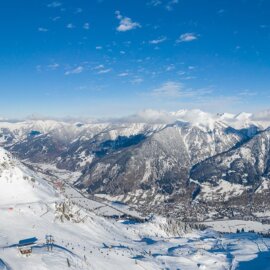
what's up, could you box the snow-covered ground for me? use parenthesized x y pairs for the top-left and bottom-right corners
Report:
(1, 201), (270, 270)
(1, 147), (270, 270)
(201, 220), (270, 234)
(22, 161), (147, 220)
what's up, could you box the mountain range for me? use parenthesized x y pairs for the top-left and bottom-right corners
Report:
(0, 109), (269, 222)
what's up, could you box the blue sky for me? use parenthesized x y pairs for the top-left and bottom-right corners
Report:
(0, 0), (270, 118)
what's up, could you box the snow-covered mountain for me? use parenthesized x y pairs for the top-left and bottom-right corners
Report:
(75, 121), (246, 210)
(0, 120), (110, 146)
(0, 109), (269, 221)
(1, 147), (270, 270)
(190, 129), (270, 220)
(1, 109), (269, 145)
(218, 110), (270, 131)
(191, 129), (270, 186)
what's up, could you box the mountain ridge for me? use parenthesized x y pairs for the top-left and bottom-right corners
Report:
(0, 109), (269, 221)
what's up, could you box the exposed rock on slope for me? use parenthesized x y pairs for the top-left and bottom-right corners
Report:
(191, 129), (270, 186)
(75, 121), (247, 214)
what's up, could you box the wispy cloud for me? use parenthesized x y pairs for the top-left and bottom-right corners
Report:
(66, 23), (75, 29)
(131, 78), (144, 84)
(47, 1), (62, 8)
(97, 68), (112, 74)
(147, 0), (179, 11)
(83, 23), (90, 30)
(121, 109), (174, 124)
(38, 27), (48, 32)
(238, 90), (257, 97)
(51, 16), (61, 21)
(65, 66), (84, 75)
(47, 63), (60, 70)
(36, 63), (60, 72)
(36, 65), (42, 72)
(217, 9), (225, 15)
(118, 72), (129, 77)
(166, 0), (179, 11)
(166, 64), (175, 71)
(150, 81), (212, 98)
(176, 33), (198, 43)
(151, 81), (183, 97)
(92, 64), (104, 70)
(149, 36), (167, 44)
(75, 8), (83, 14)
(96, 46), (103, 50)
(147, 0), (162, 6)
(115, 11), (141, 32)
(252, 109), (270, 122)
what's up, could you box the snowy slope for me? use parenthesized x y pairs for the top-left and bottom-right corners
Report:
(0, 149), (269, 270)
(0, 147), (56, 205)
(2, 196), (270, 270)
(74, 120), (246, 219)
(189, 130), (270, 220)
(191, 129), (270, 186)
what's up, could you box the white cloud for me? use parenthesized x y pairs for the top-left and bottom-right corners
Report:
(92, 64), (104, 70)
(131, 78), (144, 84)
(166, 64), (175, 71)
(148, 0), (179, 11)
(75, 8), (83, 13)
(96, 46), (103, 50)
(151, 81), (183, 97)
(252, 109), (270, 122)
(118, 72), (129, 77)
(65, 66), (84, 75)
(238, 90), (257, 97)
(166, 0), (179, 11)
(177, 33), (198, 43)
(217, 9), (225, 15)
(220, 109), (270, 129)
(51, 16), (61, 21)
(38, 27), (48, 32)
(124, 109), (175, 124)
(150, 81), (212, 99)
(118, 109), (216, 125)
(177, 71), (186, 76)
(148, 0), (162, 6)
(83, 23), (90, 30)
(47, 1), (62, 8)
(115, 11), (141, 32)
(47, 63), (60, 70)
(97, 68), (112, 74)
(36, 65), (42, 72)
(66, 23), (75, 29)
(149, 36), (167, 44)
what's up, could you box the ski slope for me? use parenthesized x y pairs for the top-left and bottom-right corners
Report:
(0, 148), (56, 206)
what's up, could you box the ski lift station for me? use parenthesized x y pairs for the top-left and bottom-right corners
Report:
(18, 237), (38, 256)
